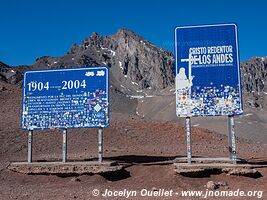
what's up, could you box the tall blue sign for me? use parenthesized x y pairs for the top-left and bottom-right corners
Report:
(22, 67), (109, 130)
(175, 23), (243, 117)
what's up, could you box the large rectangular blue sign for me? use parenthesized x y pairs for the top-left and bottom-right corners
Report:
(175, 23), (243, 117)
(22, 67), (109, 130)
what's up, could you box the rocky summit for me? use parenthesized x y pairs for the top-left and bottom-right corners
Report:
(23, 29), (174, 94)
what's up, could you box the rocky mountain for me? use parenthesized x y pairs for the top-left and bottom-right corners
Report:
(17, 29), (174, 95)
(0, 29), (176, 114)
(0, 61), (21, 84)
(240, 57), (267, 108)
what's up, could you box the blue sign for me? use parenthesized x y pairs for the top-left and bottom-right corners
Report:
(175, 23), (243, 117)
(22, 67), (109, 130)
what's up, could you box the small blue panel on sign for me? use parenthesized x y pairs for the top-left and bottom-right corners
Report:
(22, 67), (109, 130)
(175, 23), (243, 117)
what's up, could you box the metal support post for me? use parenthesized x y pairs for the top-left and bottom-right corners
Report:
(186, 117), (192, 164)
(98, 128), (103, 162)
(28, 130), (33, 163)
(62, 129), (67, 162)
(227, 117), (232, 158)
(228, 116), (237, 164)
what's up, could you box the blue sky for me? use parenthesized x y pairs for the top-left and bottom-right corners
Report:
(1, 0), (266, 66)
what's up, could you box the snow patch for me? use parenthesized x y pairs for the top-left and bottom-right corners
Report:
(127, 95), (144, 99)
(100, 46), (116, 56)
(110, 50), (116, 56)
(244, 113), (253, 117)
(131, 81), (138, 85)
(193, 124), (200, 127)
(119, 61), (123, 69)
(140, 40), (145, 45)
(10, 70), (15, 73)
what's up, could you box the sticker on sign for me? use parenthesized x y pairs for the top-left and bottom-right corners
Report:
(175, 23), (243, 117)
(21, 67), (109, 130)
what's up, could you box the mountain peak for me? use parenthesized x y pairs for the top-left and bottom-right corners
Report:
(91, 32), (99, 36)
(115, 28), (144, 41)
(116, 28), (138, 35)
(3, 29), (175, 93)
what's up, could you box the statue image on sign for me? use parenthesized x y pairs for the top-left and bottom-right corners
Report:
(175, 66), (194, 116)
(176, 67), (193, 89)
